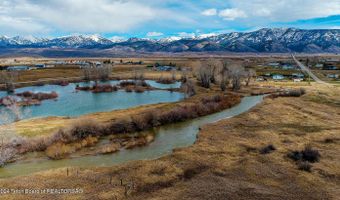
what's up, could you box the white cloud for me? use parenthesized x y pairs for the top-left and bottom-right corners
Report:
(0, 16), (49, 35)
(0, 0), (157, 35)
(228, 0), (340, 21)
(218, 8), (247, 20)
(146, 32), (164, 37)
(201, 8), (217, 16)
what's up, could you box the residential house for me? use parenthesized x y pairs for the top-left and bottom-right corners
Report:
(156, 66), (175, 71)
(323, 65), (338, 70)
(35, 64), (46, 68)
(272, 74), (285, 80)
(327, 74), (339, 79)
(268, 62), (280, 68)
(292, 73), (305, 79)
(282, 64), (295, 70)
(315, 63), (323, 68)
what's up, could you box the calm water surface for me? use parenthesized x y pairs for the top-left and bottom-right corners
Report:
(0, 80), (183, 124)
(0, 95), (264, 178)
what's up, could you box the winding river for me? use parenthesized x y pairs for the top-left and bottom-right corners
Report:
(0, 95), (264, 178)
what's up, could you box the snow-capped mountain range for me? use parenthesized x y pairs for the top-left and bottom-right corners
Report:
(0, 28), (339, 53)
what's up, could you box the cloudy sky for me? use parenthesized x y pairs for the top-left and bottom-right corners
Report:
(0, 0), (339, 38)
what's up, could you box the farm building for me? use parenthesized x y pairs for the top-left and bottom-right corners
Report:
(327, 74), (339, 79)
(156, 66), (175, 71)
(7, 66), (31, 71)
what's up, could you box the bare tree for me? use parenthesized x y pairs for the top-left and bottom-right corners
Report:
(245, 69), (256, 86)
(219, 60), (230, 91)
(0, 119), (23, 167)
(83, 63), (113, 85)
(0, 71), (18, 93)
(0, 98), (27, 167)
(134, 70), (145, 81)
(98, 64), (113, 81)
(1, 96), (23, 122)
(197, 61), (214, 88)
(229, 63), (246, 91)
(181, 80), (196, 97)
(82, 67), (92, 81)
(206, 58), (219, 84)
(0, 146), (17, 167)
(180, 70), (188, 83)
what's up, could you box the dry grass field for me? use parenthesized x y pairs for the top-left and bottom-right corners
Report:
(0, 56), (339, 199)
(0, 83), (339, 200)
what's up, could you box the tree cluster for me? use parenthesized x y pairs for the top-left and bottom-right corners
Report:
(197, 59), (256, 91)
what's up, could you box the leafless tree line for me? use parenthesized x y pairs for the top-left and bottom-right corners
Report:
(197, 59), (256, 91)
(82, 64), (113, 83)
(0, 98), (27, 167)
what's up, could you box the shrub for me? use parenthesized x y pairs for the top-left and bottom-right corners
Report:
(92, 84), (117, 93)
(287, 146), (320, 163)
(202, 95), (223, 104)
(132, 115), (150, 131)
(260, 144), (276, 154)
(299, 88), (306, 95)
(125, 87), (133, 92)
(46, 136), (98, 160)
(270, 88), (306, 98)
(297, 161), (312, 172)
(16, 91), (58, 100)
(109, 118), (135, 134)
(157, 77), (176, 84)
(75, 85), (91, 91)
(324, 138), (339, 143)
(287, 151), (303, 161)
(287, 90), (303, 97)
(119, 81), (136, 87)
(301, 146), (320, 163)
(45, 142), (75, 160)
(136, 80), (149, 87)
(54, 80), (69, 86)
(53, 120), (102, 143)
(120, 80), (149, 88)
(134, 86), (145, 93)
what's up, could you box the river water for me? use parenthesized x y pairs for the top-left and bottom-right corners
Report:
(0, 95), (264, 178)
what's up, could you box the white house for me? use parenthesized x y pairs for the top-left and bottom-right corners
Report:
(272, 74), (285, 80)
(327, 74), (339, 79)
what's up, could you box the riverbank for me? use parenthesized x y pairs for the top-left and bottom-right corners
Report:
(0, 87), (241, 166)
(0, 84), (338, 199)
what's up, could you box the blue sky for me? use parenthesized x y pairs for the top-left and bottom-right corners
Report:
(0, 0), (339, 39)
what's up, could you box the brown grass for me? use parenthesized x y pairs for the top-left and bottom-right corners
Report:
(1, 84), (339, 199)
(45, 136), (98, 160)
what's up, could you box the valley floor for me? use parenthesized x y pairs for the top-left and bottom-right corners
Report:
(0, 84), (339, 199)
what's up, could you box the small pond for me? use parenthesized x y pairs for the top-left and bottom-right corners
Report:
(0, 80), (183, 124)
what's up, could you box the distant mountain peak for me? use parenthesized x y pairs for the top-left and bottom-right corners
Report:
(0, 28), (339, 53)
